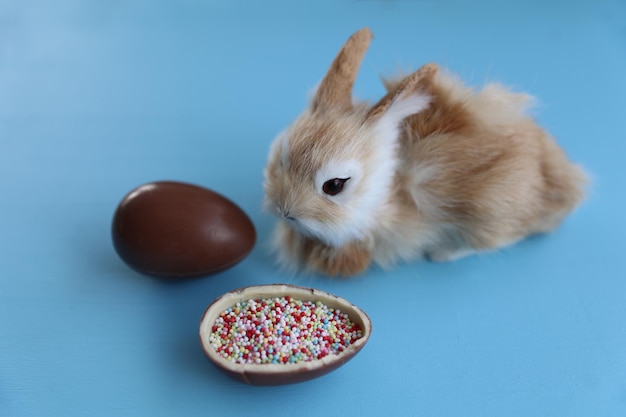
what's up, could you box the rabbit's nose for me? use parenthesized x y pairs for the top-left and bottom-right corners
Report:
(281, 207), (296, 221)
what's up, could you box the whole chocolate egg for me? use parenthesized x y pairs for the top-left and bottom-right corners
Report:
(112, 181), (256, 278)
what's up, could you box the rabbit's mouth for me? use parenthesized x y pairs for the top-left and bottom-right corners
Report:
(282, 216), (321, 241)
(283, 216), (307, 233)
(290, 218), (352, 248)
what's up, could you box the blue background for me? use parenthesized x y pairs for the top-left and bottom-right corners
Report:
(2, 1), (625, 415)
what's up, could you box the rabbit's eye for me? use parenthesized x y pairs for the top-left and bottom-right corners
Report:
(322, 178), (350, 196)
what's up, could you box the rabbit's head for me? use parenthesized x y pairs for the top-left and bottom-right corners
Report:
(264, 28), (436, 247)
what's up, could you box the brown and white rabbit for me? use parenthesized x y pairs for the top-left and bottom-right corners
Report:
(263, 28), (586, 277)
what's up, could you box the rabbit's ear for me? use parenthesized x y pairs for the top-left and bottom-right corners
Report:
(365, 64), (438, 132)
(311, 28), (373, 113)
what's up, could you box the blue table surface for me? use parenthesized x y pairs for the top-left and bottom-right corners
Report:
(2, 1), (625, 416)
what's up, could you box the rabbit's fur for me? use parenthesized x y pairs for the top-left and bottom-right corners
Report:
(263, 28), (586, 276)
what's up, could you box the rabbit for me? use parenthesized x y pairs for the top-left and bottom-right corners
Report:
(263, 28), (587, 277)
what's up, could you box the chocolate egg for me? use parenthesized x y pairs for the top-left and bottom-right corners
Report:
(112, 181), (256, 278)
(199, 284), (372, 385)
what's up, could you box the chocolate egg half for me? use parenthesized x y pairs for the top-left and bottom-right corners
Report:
(199, 284), (372, 385)
(112, 181), (256, 278)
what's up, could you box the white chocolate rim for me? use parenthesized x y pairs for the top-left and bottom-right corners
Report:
(199, 284), (372, 376)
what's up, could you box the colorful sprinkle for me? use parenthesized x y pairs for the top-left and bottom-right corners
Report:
(209, 297), (363, 364)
